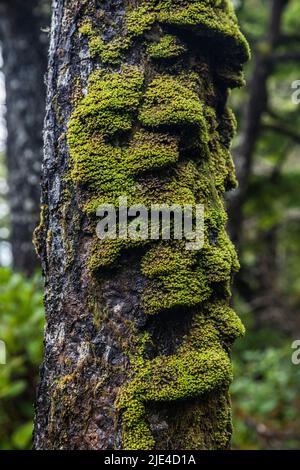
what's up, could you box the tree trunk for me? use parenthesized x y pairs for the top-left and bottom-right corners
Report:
(227, 0), (288, 249)
(0, 0), (49, 276)
(34, 0), (248, 450)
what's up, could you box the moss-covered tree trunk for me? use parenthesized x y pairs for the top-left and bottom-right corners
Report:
(0, 0), (49, 276)
(34, 0), (249, 450)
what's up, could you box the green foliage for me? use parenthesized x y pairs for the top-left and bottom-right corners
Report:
(232, 338), (300, 449)
(0, 153), (10, 265)
(0, 268), (44, 449)
(226, 0), (300, 450)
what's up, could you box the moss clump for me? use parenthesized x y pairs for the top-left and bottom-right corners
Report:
(80, 1), (249, 67)
(204, 106), (238, 193)
(200, 230), (240, 284)
(126, 5), (156, 36)
(116, 297), (245, 450)
(78, 20), (93, 37)
(128, 130), (179, 173)
(125, 0), (249, 60)
(116, 311), (233, 450)
(147, 35), (186, 59)
(139, 73), (208, 135)
(69, 66), (143, 138)
(208, 301), (245, 343)
(139, 221), (239, 316)
(140, 242), (210, 314)
(68, 68), (196, 209)
(67, 66), (143, 199)
(79, 20), (130, 63)
(155, 0), (249, 60)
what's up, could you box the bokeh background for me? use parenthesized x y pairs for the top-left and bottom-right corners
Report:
(0, 0), (300, 450)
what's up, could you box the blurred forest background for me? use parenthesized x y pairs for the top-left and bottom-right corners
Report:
(0, 0), (300, 450)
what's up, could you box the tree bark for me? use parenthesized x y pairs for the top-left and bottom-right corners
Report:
(0, 0), (49, 276)
(34, 0), (248, 450)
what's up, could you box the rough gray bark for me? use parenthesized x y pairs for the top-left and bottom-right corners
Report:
(34, 0), (248, 450)
(0, 0), (49, 275)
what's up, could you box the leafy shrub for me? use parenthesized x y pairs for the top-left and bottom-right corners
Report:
(0, 268), (44, 449)
(232, 339), (300, 449)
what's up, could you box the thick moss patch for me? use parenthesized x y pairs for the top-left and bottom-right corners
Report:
(80, 0), (249, 66)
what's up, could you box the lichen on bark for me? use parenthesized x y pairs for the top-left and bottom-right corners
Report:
(35, 0), (249, 450)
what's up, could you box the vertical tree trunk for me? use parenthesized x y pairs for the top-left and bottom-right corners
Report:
(34, 0), (248, 450)
(0, 0), (49, 276)
(227, 0), (288, 249)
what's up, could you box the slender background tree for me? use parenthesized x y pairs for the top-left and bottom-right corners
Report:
(229, 0), (300, 333)
(0, 0), (49, 276)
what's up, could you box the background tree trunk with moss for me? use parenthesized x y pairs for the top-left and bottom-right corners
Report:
(0, 0), (49, 276)
(34, 0), (248, 450)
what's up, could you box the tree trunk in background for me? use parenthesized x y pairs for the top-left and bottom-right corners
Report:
(34, 0), (248, 450)
(228, 0), (288, 249)
(0, 0), (49, 276)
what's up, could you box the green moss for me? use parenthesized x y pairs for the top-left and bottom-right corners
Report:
(117, 318), (233, 450)
(67, 65), (211, 273)
(68, 68), (197, 211)
(200, 230), (239, 284)
(125, 0), (249, 61)
(127, 349), (232, 404)
(128, 130), (179, 173)
(78, 20), (93, 37)
(79, 20), (129, 63)
(147, 35), (186, 59)
(80, 1), (249, 67)
(126, 5), (156, 36)
(67, 66), (143, 199)
(89, 237), (151, 272)
(88, 36), (105, 59)
(156, 0), (250, 60)
(204, 106), (238, 192)
(139, 73), (208, 135)
(140, 243), (209, 314)
(116, 297), (245, 450)
(208, 301), (245, 342)
(67, 60), (244, 444)
(121, 400), (155, 450)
